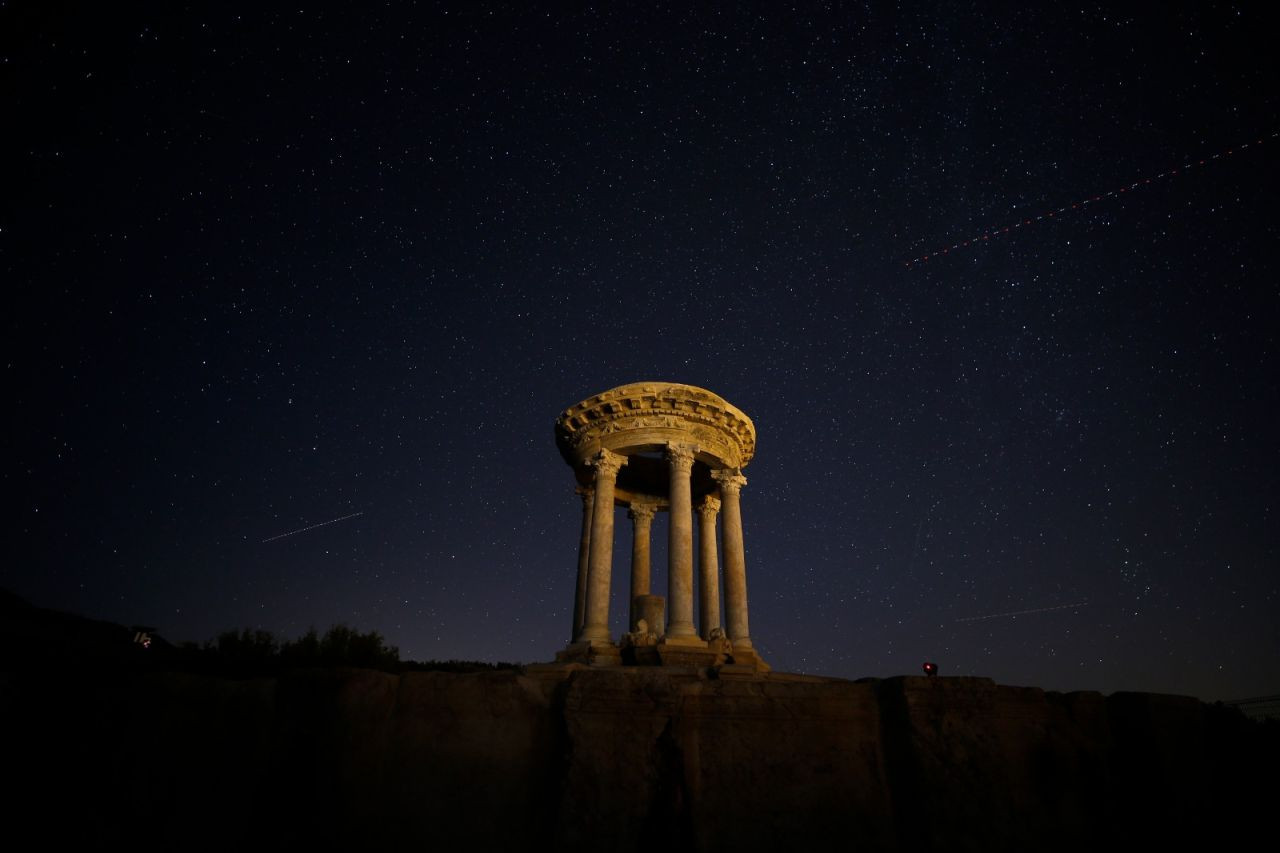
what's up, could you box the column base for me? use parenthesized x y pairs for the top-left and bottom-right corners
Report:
(663, 624), (698, 640)
(557, 636), (768, 670)
(555, 639), (622, 667)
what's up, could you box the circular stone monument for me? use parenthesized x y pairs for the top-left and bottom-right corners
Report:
(554, 382), (767, 670)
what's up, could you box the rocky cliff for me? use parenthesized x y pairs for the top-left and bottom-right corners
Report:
(3, 663), (1273, 850)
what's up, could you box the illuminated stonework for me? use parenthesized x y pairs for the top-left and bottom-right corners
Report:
(555, 382), (767, 670)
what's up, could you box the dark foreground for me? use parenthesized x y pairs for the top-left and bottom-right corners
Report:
(3, 660), (1275, 851)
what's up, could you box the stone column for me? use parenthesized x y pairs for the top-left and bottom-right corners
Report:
(579, 449), (627, 644)
(627, 501), (658, 631)
(697, 495), (721, 639)
(571, 487), (594, 640)
(713, 469), (752, 649)
(665, 443), (698, 639)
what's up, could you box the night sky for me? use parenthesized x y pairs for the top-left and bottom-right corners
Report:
(5, 2), (1276, 701)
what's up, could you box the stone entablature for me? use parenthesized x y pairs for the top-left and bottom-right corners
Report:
(554, 382), (767, 671)
(555, 382), (756, 472)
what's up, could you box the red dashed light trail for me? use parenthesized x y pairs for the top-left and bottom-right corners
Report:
(904, 132), (1276, 269)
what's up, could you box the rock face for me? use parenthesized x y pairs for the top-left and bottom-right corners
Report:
(3, 665), (1273, 850)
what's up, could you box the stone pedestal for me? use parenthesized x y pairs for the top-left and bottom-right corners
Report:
(653, 641), (726, 668)
(633, 593), (666, 635)
(556, 640), (623, 667)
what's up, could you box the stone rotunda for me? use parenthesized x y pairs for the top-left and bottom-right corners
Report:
(554, 382), (768, 670)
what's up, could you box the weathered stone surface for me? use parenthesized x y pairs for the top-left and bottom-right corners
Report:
(675, 674), (894, 851)
(4, 666), (1275, 850)
(555, 382), (766, 668)
(555, 382), (756, 473)
(877, 676), (1116, 849)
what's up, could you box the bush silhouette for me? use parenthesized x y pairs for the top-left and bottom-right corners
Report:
(168, 624), (521, 677)
(212, 628), (279, 674)
(281, 624), (400, 670)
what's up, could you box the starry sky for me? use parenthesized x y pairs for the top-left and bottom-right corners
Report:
(5, 2), (1277, 701)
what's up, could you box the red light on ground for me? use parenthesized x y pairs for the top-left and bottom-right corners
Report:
(923, 662), (938, 677)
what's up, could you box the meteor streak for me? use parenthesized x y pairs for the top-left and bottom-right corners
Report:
(262, 511), (364, 543)
(955, 601), (1088, 623)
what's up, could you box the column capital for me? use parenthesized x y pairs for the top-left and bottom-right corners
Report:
(665, 442), (698, 474)
(575, 485), (595, 503)
(712, 468), (747, 495)
(589, 448), (628, 478)
(628, 500), (659, 523)
(697, 495), (721, 521)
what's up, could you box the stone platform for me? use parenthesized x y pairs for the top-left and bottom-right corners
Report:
(555, 637), (770, 671)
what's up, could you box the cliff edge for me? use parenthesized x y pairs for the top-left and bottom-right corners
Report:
(3, 663), (1273, 850)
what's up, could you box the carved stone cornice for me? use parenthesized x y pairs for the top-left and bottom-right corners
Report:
(628, 501), (658, 523)
(712, 469), (747, 496)
(554, 382), (756, 471)
(697, 495), (721, 520)
(588, 448), (628, 479)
